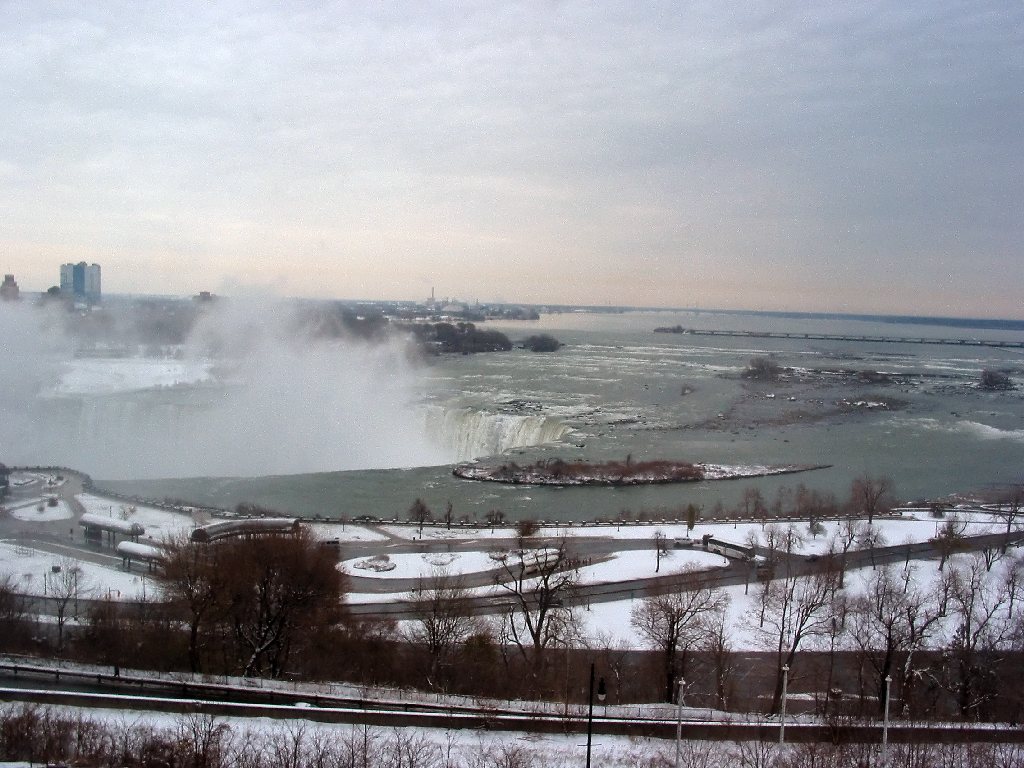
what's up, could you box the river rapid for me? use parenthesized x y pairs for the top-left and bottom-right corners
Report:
(105, 310), (1024, 523)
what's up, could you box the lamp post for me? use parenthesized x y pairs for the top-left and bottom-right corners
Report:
(585, 663), (605, 768)
(882, 675), (892, 765)
(779, 664), (790, 745)
(675, 676), (685, 768)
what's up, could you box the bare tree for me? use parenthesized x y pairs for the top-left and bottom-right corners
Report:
(831, 517), (867, 588)
(49, 557), (87, 652)
(754, 567), (838, 714)
(848, 474), (894, 524)
(705, 608), (735, 711)
(653, 530), (668, 573)
(220, 527), (346, 677)
(494, 539), (579, 690)
(176, 713), (232, 768)
(581, 630), (630, 706)
(740, 486), (766, 520)
(158, 534), (225, 673)
(0, 575), (29, 650)
(934, 514), (968, 571)
(514, 518), (540, 545)
(406, 567), (479, 689)
(857, 524), (887, 570)
(798, 485), (836, 539)
(998, 485), (1024, 543)
(408, 498), (432, 534)
(847, 564), (949, 716)
(945, 554), (1014, 719)
(631, 568), (728, 701)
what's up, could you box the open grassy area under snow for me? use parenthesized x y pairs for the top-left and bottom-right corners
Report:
(0, 541), (156, 600)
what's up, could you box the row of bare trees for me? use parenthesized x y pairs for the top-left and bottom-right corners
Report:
(627, 543), (1024, 721)
(157, 528), (345, 677)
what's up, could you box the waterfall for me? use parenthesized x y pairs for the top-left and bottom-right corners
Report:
(424, 406), (572, 460)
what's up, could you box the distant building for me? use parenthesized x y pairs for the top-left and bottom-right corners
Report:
(0, 274), (19, 300)
(60, 262), (101, 302)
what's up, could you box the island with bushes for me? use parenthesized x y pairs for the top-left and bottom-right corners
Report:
(521, 334), (562, 352)
(402, 322), (513, 354)
(453, 456), (829, 486)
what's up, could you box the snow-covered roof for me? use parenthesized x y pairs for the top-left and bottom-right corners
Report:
(116, 541), (163, 561)
(79, 512), (145, 536)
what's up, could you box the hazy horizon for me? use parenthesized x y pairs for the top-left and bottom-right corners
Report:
(19, 288), (1024, 327)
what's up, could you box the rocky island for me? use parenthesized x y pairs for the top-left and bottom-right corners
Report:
(453, 457), (829, 486)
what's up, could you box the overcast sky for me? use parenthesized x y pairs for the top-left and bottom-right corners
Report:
(1, 1), (1021, 317)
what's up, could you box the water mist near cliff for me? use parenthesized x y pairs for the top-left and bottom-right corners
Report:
(0, 300), (570, 480)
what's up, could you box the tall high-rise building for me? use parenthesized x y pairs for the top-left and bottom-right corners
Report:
(0, 274), (19, 300)
(59, 262), (101, 302)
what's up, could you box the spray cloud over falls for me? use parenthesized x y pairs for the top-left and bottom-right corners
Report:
(1, 299), (453, 479)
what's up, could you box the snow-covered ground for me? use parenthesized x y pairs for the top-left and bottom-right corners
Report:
(308, 521), (389, 542)
(582, 548), (730, 583)
(75, 493), (197, 543)
(0, 541), (157, 600)
(7, 499), (74, 522)
(345, 551), (500, 579)
(7, 471), (66, 490)
(344, 547), (729, 587)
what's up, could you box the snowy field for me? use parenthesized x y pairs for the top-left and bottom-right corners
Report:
(0, 541), (157, 600)
(346, 550), (500, 579)
(76, 493), (197, 542)
(6, 499), (73, 522)
(308, 521), (389, 542)
(343, 548), (730, 587)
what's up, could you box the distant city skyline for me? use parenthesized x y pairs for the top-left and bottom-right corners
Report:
(1, 3), (1021, 319)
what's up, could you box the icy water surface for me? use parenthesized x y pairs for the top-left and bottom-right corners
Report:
(107, 310), (1024, 521)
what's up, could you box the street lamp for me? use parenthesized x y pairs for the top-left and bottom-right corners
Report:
(585, 663), (606, 768)
(779, 665), (790, 745)
(882, 675), (892, 765)
(675, 676), (685, 768)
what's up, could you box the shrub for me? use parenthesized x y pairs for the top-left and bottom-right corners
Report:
(980, 369), (1014, 390)
(742, 356), (780, 380)
(521, 334), (561, 352)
